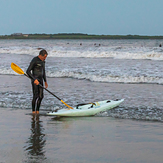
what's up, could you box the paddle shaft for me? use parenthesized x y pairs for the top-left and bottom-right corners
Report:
(24, 73), (73, 109)
(24, 73), (61, 100)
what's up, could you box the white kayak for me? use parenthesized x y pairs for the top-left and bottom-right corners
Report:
(47, 99), (124, 117)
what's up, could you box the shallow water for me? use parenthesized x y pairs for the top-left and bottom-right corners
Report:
(1, 75), (163, 122)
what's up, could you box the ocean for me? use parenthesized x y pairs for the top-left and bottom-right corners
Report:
(1, 39), (163, 121)
(1, 39), (163, 163)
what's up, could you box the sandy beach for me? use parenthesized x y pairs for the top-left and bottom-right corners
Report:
(1, 74), (163, 163)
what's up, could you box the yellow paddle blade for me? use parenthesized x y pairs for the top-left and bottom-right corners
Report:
(61, 100), (74, 109)
(11, 62), (25, 75)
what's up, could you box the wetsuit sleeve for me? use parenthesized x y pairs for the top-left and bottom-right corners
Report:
(26, 60), (36, 80)
(43, 62), (47, 82)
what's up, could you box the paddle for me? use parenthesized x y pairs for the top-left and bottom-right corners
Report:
(11, 62), (73, 109)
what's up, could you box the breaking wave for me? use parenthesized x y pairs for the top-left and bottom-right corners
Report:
(1, 68), (163, 84)
(1, 39), (163, 60)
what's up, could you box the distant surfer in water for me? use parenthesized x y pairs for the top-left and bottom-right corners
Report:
(26, 49), (48, 114)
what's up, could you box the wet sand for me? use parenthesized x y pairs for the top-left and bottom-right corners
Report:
(0, 108), (163, 163)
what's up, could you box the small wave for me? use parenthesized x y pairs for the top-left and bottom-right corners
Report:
(46, 70), (163, 84)
(0, 92), (31, 109)
(1, 45), (163, 60)
(0, 91), (62, 110)
(1, 68), (163, 84)
(0, 67), (19, 75)
(105, 106), (163, 122)
(0, 46), (39, 56)
(0, 67), (27, 76)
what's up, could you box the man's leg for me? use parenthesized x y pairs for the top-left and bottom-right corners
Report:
(36, 81), (44, 114)
(32, 82), (39, 113)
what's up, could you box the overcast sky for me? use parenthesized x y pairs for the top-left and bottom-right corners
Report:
(0, 0), (163, 35)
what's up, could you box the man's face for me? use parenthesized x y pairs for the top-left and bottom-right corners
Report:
(43, 54), (47, 61)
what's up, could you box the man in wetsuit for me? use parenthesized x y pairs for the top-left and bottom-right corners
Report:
(26, 49), (48, 114)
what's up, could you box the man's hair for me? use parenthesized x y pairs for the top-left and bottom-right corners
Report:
(39, 49), (48, 56)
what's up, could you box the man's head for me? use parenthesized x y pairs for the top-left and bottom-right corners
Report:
(39, 49), (48, 61)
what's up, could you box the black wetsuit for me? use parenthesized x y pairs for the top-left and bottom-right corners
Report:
(26, 56), (47, 111)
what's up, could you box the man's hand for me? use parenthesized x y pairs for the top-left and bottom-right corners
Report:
(34, 79), (39, 85)
(45, 82), (48, 88)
